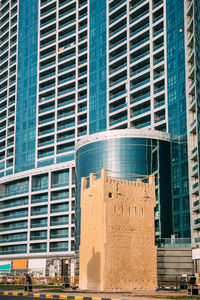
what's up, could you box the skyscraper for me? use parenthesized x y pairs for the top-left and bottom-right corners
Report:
(0, 0), (195, 273)
(185, 0), (200, 247)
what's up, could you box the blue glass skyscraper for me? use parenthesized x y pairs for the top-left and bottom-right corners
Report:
(0, 0), (198, 274)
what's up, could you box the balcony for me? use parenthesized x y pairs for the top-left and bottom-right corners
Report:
(0, 236), (27, 243)
(130, 51), (150, 64)
(40, 61), (55, 70)
(130, 37), (149, 51)
(109, 50), (127, 63)
(41, 17), (56, 28)
(109, 0), (126, 13)
(131, 65), (150, 78)
(110, 115), (127, 126)
(110, 89), (127, 100)
(153, 28), (164, 38)
(130, 24), (149, 38)
(30, 222), (47, 228)
(41, 0), (54, 6)
(57, 122), (75, 131)
(153, 0), (163, 10)
(0, 212), (28, 221)
(190, 119), (196, 128)
(110, 11), (126, 25)
(110, 63), (127, 75)
(110, 37), (126, 50)
(50, 206), (69, 214)
(130, 79), (150, 91)
(130, 11), (149, 25)
(59, 30), (76, 41)
(154, 86), (164, 94)
(135, 121), (151, 128)
(130, 0), (144, 11)
(191, 146), (197, 155)
(40, 28), (56, 39)
(0, 248), (27, 255)
(131, 107), (150, 118)
(153, 15), (163, 24)
(0, 224), (27, 232)
(153, 55), (164, 65)
(41, 6), (56, 17)
(39, 83), (55, 92)
(50, 234), (68, 239)
(50, 220), (68, 226)
(193, 182), (199, 190)
(154, 115), (165, 123)
(110, 103), (127, 113)
(31, 210), (48, 216)
(110, 25), (126, 38)
(154, 101), (165, 109)
(30, 235), (47, 241)
(30, 247), (47, 253)
(154, 71), (164, 80)
(50, 247), (68, 252)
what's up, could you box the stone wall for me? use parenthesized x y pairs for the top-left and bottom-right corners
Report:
(79, 169), (157, 291)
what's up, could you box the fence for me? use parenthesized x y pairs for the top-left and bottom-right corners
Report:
(0, 275), (79, 285)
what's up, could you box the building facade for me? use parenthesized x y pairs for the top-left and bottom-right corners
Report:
(76, 129), (172, 241)
(185, 0), (200, 247)
(0, 0), (198, 270)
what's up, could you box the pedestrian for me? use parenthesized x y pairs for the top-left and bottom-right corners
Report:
(25, 273), (32, 292)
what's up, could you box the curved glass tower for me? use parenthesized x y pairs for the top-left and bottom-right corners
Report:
(76, 129), (172, 243)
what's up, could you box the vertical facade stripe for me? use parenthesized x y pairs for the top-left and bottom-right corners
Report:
(15, 0), (38, 173)
(166, 0), (190, 237)
(89, 0), (107, 134)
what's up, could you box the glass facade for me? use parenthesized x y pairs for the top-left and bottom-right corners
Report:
(89, 0), (107, 134)
(15, 0), (38, 172)
(76, 133), (172, 246)
(1, 0), (200, 258)
(166, 0), (190, 237)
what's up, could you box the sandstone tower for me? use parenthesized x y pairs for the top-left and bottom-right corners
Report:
(79, 169), (157, 291)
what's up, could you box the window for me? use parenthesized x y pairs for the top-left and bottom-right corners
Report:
(174, 215), (180, 228)
(173, 198), (180, 211)
(51, 169), (69, 187)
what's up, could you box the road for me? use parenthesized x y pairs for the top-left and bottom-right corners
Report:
(0, 296), (48, 300)
(0, 295), (174, 300)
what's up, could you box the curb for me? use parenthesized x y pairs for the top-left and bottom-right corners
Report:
(0, 291), (120, 300)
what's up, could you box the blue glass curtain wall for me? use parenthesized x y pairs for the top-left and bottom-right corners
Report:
(89, 0), (107, 134)
(166, 0), (190, 237)
(15, 0), (38, 173)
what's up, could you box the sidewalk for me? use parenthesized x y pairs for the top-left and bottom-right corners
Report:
(0, 288), (190, 299)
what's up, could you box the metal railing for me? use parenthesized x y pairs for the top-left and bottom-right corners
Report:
(156, 238), (191, 248)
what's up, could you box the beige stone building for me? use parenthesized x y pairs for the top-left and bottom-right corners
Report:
(79, 169), (157, 291)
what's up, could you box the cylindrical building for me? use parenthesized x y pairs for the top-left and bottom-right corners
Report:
(76, 129), (172, 245)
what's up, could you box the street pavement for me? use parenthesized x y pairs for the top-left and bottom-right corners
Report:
(0, 296), (171, 300)
(0, 289), (190, 300)
(0, 297), (47, 300)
